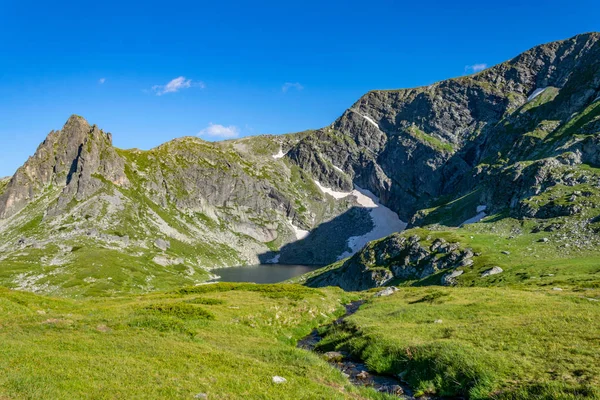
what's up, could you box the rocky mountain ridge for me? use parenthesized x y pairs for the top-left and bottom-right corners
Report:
(0, 116), (403, 295)
(1, 32), (600, 295)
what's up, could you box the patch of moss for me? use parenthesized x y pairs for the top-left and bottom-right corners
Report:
(406, 125), (454, 153)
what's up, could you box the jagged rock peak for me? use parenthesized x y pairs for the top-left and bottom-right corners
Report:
(0, 115), (126, 219)
(64, 114), (90, 129)
(60, 114), (113, 145)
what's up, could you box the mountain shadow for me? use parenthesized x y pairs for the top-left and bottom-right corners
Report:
(258, 206), (374, 266)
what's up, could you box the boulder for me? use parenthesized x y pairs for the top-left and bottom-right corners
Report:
(356, 371), (370, 380)
(374, 287), (398, 297)
(481, 266), (503, 277)
(154, 238), (170, 251)
(441, 269), (464, 286)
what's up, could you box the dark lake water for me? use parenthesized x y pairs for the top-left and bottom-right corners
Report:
(211, 264), (320, 284)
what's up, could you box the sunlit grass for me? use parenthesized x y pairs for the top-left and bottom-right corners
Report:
(317, 287), (600, 399)
(0, 284), (395, 399)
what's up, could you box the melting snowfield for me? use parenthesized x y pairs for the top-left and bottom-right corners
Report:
(272, 148), (286, 159)
(351, 108), (381, 130)
(314, 181), (352, 199)
(527, 87), (547, 102)
(314, 181), (407, 260)
(462, 205), (487, 225)
(288, 219), (309, 240)
(362, 115), (380, 129)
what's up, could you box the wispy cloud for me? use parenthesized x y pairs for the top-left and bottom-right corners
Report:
(282, 82), (304, 93)
(99, 78), (106, 84)
(464, 63), (488, 74)
(152, 76), (205, 96)
(198, 123), (240, 140)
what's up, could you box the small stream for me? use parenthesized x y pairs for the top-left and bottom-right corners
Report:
(298, 301), (423, 399)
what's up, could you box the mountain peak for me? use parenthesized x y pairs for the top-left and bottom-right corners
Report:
(0, 114), (126, 219)
(65, 114), (88, 125)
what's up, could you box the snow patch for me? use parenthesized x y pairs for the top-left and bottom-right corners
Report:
(314, 181), (352, 199)
(272, 148), (286, 159)
(362, 115), (380, 129)
(527, 87), (547, 102)
(462, 205), (487, 225)
(313, 181), (407, 260)
(337, 186), (407, 260)
(289, 220), (309, 240)
(332, 165), (344, 173)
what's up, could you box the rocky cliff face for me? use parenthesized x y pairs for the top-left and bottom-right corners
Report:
(290, 33), (600, 222)
(2, 33), (600, 295)
(299, 33), (600, 289)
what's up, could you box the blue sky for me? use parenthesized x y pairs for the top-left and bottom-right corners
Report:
(0, 0), (598, 176)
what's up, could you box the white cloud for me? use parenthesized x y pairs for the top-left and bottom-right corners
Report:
(99, 78), (106, 84)
(464, 63), (488, 74)
(198, 123), (240, 140)
(152, 76), (205, 96)
(282, 82), (304, 92)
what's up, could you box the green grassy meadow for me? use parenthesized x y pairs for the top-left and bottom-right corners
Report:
(316, 286), (600, 399)
(0, 283), (403, 399)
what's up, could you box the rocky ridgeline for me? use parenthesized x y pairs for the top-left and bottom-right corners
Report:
(307, 33), (600, 222)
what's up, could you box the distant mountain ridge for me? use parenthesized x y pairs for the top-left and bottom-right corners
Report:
(1, 32), (599, 295)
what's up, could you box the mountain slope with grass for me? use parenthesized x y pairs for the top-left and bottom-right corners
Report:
(1, 33), (600, 297)
(315, 286), (600, 399)
(1, 32), (600, 400)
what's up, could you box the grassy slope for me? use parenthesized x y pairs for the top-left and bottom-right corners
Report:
(316, 287), (600, 399)
(411, 217), (600, 290)
(0, 177), (9, 195)
(0, 283), (398, 400)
